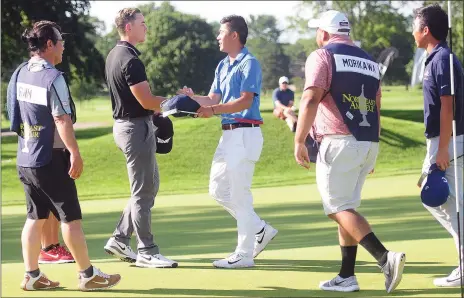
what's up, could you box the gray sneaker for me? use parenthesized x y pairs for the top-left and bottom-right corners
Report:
(319, 275), (360, 292)
(380, 251), (406, 293)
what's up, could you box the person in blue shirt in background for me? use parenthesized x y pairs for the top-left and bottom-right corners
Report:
(272, 76), (298, 132)
(178, 15), (278, 269)
(412, 3), (464, 287)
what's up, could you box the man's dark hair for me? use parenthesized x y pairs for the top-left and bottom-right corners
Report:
(220, 15), (248, 45)
(115, 8), (142, 35)
(21, 20), (62, 53)
(414, 3), (448, 42)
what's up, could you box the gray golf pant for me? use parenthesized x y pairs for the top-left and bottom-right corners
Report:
(112, 116), (160, 255)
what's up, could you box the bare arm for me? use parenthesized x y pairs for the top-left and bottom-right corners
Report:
(210, 91), (254, 114)
(295, 87), (325, 144)
(130, 81), (165, 112)
(439, 95), (453, 148)
(177, 86), (221, 106)
(293, 87), (325, 169)
(435, 95), (454, 170)
(192, 93), (221, 106)
(54, 114), (83, 179)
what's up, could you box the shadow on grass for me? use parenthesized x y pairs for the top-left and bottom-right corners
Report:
(1, 195), (451, 265)
(38, 285), (461, 297)
(108, 287), (463, 297)
(382, 109), (423, 123)
(1, 135), (18, 145)
(177, 258), (454, 275)
(0, 126), (112, 145)
(380, 128), (423, 148)
(75, 126), (112, 140)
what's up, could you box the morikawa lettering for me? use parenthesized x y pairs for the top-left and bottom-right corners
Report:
(342, 58), (376, 73)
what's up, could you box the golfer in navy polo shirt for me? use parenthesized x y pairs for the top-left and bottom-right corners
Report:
(272, 76), (298, 132)
(413, 4), (464, 287)
(178, 15), (277, 269)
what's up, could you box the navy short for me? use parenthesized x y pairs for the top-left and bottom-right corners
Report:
(17, 149), (82, 222)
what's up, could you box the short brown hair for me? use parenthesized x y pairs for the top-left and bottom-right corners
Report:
(21, 20), (62, 53)
(115, 8), (141, 35)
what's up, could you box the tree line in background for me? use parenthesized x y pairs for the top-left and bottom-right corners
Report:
(2, 0), (463, 118)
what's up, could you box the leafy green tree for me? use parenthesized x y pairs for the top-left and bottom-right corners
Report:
(287, 1), (414, 84)
(1, 0), (105, 83)
(246, 15), (290, 90)
(284, 38), (318, 79)
(247, 38), (290, 90)
(210, 21), (220, 38)
(95, 27), (119, 59)
(248, 15), (282, 42)
(421, 1), (463, 61)
(137, 2), (223, 96)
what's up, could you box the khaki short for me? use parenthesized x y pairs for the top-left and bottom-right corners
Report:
(316, 135), (379, 215)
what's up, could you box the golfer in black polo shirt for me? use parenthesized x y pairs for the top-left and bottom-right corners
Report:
(103, 7), (177, 268)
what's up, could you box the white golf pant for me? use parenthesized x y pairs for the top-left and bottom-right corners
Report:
(209, 127), (266, 257)
(421, 134), (464, 266)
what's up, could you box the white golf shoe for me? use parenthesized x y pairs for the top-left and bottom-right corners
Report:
(434, 267), (463, 287)
(213, 252), (255, 269)
(253, 223), (278, 258)
(104, 237), (137, 263)
(135, 253), (178, 268)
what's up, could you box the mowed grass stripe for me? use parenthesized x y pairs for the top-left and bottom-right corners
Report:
(2, 175), (461, 297)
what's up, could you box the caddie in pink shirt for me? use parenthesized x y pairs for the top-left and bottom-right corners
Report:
(294, 10), (406, 293)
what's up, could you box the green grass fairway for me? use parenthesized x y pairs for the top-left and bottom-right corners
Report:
(1, 86), (427, 205)
(2, 175), (461, 297)
(1, 97), (114, 130)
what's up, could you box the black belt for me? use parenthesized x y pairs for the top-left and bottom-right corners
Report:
(222, 123), (260, 130)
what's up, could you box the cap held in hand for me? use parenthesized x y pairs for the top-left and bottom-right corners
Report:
(161, 94), (201, 118)
(152, 113), (174, 154)
(420, 163), (449, 207)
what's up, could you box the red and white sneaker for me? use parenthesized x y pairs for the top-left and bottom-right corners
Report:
(39, 244), (75, 264)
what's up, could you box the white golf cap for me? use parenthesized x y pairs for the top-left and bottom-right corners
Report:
(279, 76), (289, 84)
(308, 10), (351, 35)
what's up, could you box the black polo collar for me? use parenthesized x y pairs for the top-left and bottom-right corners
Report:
(116, 40), (141, 56)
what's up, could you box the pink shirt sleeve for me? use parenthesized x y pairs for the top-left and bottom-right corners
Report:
(303, 49), (333, 92)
